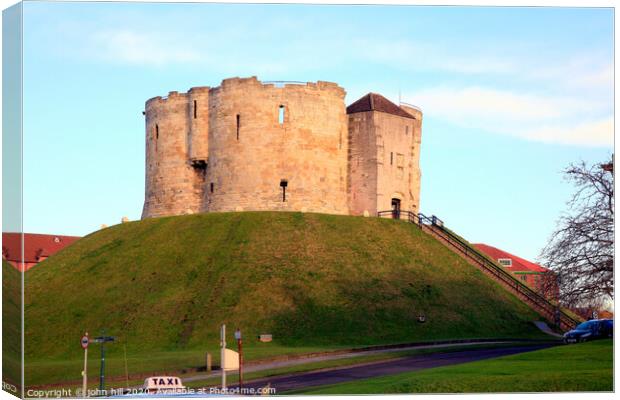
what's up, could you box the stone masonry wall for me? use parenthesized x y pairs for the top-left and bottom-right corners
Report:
(347, 111), (378, 216)
(347, 108), (422, 217)
(400, 105), (423, 213)
(374, 111), (420, 215)
(142, 92), (205, 218)
(188, 87), (210, 162)
(205, 77), (349, 214)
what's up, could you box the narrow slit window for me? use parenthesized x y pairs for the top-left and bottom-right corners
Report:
(280, 179), (288, 202)
(405, 125), (409, 135)
(210, 182), (214, 193)
(278, 105), (285, 124)
(193, 100), (197, 119)
(236, 114), (240, 140)
(155, 124), (159, 139)
(390, 152), (393, 165)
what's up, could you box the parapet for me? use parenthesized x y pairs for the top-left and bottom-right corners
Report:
(146, 77), (346, 109)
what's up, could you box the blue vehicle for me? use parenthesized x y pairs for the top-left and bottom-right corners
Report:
(563, 319), (613, 344)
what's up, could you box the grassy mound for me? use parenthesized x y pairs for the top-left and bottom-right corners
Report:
(3, 260), (22, 387)
(23, 212), (545, 385)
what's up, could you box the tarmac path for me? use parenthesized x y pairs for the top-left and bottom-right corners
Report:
(182, 340), (530, 384)
(220, 344), (556, 394)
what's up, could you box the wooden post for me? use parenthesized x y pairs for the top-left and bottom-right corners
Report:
(238, 335), (243, 389)
(220, 325), (226, 390)
(206, 352), (212, 373)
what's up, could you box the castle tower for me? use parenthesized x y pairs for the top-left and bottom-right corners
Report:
(142, 91), (207, 218)
(347, 93), (422, 217)
(204, 77), (349, 215)
(141, 78), (423, 220)
(142, 77), (350, 218)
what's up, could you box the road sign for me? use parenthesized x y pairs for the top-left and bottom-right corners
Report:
(222, 349), (240, 371)
(258, 334), (272, 342)
(81, 335), (89, 349)
(234, 329), (242, 340)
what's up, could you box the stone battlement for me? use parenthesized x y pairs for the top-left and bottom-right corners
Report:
(141, 77), (422, 219)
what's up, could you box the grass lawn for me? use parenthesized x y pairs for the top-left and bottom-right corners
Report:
(21, 212), (550, 387)
(295, 339), (613, 394)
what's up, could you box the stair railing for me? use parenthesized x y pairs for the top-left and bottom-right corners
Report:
(377, 210), (581, 329)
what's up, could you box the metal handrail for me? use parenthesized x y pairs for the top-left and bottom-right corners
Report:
(423, 217), (580, 328)
(377, 210), (580, 328)
(262, 81), (308, 87)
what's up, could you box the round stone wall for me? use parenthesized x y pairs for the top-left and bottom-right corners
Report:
(142, 92), (205, 218)
(204, 77), (349, 214)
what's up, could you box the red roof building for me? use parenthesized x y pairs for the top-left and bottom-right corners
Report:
(2, 233), (81, 271)
(473, 243), (558, 300)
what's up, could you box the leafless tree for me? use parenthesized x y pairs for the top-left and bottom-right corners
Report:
(539, 158), (614, 309)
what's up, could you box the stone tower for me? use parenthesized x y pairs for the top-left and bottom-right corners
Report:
(142, 77), (422, 219)
(142, 90), (208, 218)
(347, 93), (422, 217)
(142, 77), (349, 218)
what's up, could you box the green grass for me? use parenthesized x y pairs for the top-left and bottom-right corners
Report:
(3, 260), (22, 388)
(296, 339), (613, 394)
(23, 212), (548, 388)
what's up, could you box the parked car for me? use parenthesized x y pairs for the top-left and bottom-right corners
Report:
(563, 319), (613, 344)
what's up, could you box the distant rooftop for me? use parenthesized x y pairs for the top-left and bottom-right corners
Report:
(2, 232), (81, 264)
(473, 243), (549, 273)
(346, 93), (416, 119)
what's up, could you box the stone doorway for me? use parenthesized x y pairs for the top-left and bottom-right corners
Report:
(391, 198), (401, 219)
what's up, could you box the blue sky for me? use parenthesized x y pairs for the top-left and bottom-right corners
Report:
(18, 1), (613, 261)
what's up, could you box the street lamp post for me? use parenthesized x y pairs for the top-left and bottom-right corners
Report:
(234, 328), (243, 389)
(93, 331), (116, 393)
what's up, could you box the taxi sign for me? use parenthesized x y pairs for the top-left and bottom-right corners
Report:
(81, 335), (89, 349)
(143, 376), (185, 394)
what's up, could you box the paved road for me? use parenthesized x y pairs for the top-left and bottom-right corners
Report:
(183, 340), (519, 384)
(223, 344), (555, 394)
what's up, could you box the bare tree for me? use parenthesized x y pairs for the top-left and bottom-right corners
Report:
(539, 158), (614, 309)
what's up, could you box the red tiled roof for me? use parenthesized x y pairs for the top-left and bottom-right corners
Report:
(346, 93), (416, 119)
(2, 233), (81, 263)
(473, 243), (549, 273)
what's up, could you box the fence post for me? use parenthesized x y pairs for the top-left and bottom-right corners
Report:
(206, 352), (212, 373)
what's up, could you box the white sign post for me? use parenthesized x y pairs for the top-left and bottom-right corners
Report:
(220, 324), (226, 390)
(81, 333), (90, 397)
